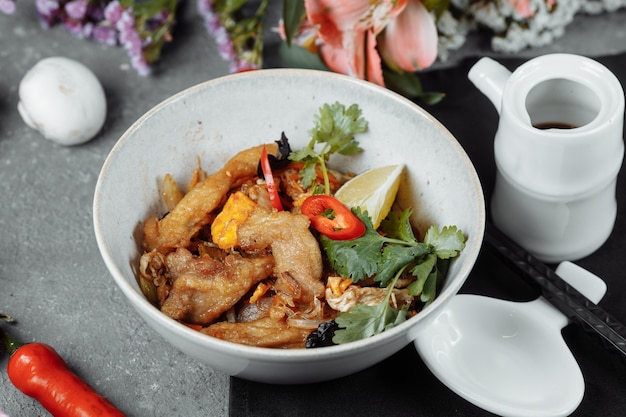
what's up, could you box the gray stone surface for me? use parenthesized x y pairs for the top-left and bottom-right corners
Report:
(0, 3), (231, 417)
(1, 2), (625, 416)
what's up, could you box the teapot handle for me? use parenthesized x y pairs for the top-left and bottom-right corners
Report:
(468, 57), (511, 114)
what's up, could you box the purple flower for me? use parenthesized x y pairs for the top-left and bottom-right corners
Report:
(0, 0), (16, 15)
(92, 24), (118, 46)
(213, 26), (235, 61)
(112, 8), (153, 76)
(89, 3), (105, 21)
(65, 0), (88, 19)
(104, 0), (124, 25)
(117, 12), (142, 56)
(131, 54), (152, 76)
(35, 0), (61, 27)
(64, 20), (93, 38)
(198, 0), (263, 73)
(198, 0), (223, 34)
(198, 0), (236, 62)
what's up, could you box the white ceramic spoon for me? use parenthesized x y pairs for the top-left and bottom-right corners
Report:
(414, 261), (607, 417)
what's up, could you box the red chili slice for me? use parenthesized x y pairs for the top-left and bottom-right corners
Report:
(300, 195), (366, 240)
(260, 145), (284, 211)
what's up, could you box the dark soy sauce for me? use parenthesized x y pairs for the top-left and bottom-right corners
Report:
(533, 122), (578, 129)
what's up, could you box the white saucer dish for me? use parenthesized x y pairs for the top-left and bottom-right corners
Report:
(415, 261), (606, 417)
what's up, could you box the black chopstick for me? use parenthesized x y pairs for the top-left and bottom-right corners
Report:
(484, 222), (626, 360)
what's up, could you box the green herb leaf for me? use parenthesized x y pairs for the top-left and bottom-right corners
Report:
(406, 253), (435, 295)
(321, 216), (466, 343)
(408, 255), (452, 302)
(376, 243), (428, 286)
(379, 209), (416, 242)
(321, 208), (383, 281)
(420, 269), (439, 302)
(290, 102), (367, 191)
(309, 102), (367, 156)
(424, 225), (466, 259)
(410, 253), (438, 286)
(333, 301), (409, 344)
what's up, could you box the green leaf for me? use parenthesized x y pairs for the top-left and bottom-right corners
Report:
(299, 160), (320, 189)
(279, 43), (329, 71)
(133, 0), (174, 17)
(382, 69), (445, 105)
(309, 102), (367, 157)
(383, 68), (424, 96)
(420, 270), (439, 302)
(333, 301), (408, 344)
(282, 0), (306, 46)
(436, 257), (451, 282)
(407, 253), (437, 296)
(288, 146), (317, 161)
(376, 244), (428, 287)
(412, 252), (437, 282)
(424, 225), (466, 259)
(418, 91), (446, 106)
(214, 0), (247, 13)
(326, 221), (465, 344)
(321, 209), (383, 281)
(289, 102), (367, 192)
(379, 209), (416, 242)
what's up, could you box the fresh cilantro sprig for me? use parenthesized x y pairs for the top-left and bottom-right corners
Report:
(324, 208), (466, 343)
(322, 208), (465, 291)
(333, 266), (410, 344)
(289, 102), (367, 194)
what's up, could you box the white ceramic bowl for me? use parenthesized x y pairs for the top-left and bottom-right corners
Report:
(93, 69), (485, 384)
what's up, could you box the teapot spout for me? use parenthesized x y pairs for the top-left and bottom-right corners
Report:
(468, 57), (511, 114)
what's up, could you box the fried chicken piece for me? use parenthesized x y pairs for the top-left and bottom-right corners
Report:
(237, 206), (324, 305)
(143, 143), (278, 253)
(202, 316), (312, 348)
(157, 248), (274, 325)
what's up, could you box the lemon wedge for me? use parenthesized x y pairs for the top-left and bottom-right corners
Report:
(334, 164), (405, 228)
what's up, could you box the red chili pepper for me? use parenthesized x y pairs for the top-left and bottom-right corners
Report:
(300, 195), (366, 240)
(0, 327), (126, 417)
(260, 145), (284, 211)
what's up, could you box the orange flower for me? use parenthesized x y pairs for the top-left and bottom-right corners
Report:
(316, 27), (385, 86)
(305, 0), (394, 86)
(303, 0), (438, 86)
(378, 0), (438, 72)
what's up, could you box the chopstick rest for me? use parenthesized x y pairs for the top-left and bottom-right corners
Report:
(484, 223), (626, 360)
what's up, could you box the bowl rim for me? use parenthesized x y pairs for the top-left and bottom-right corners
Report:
(93, 68), (486, 359)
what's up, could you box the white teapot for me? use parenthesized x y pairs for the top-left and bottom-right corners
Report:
(469, 54), (624, 262)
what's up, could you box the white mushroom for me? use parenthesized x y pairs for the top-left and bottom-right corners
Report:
(17, 56), (107, 146)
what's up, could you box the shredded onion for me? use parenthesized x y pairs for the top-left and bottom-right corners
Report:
(286, 317), (323, 329)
